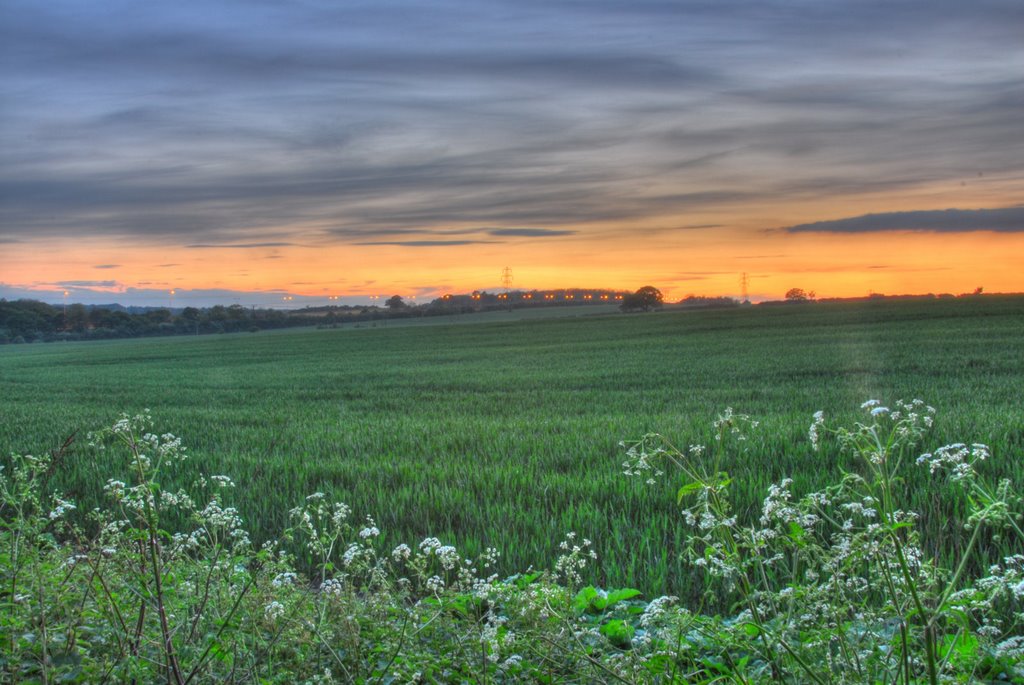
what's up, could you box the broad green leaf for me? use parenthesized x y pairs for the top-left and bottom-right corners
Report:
(600, 619), (635, 649)
(677, 481), (704, 503)
(606, 588), (642, 606)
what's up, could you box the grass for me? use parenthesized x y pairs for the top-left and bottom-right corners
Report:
(1, 295), (1022, 596)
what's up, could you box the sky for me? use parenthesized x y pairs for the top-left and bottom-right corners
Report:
(2, 0), (1022, 307)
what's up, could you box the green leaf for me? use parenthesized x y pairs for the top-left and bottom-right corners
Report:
(513, 572), (541, 589)
(788, 521), (806, 547)
(447, 594), (471, 617)
(600, 619), (636, 649)
(573, 586), (607, 613)
(941, 633), (979, 667)
(742, 622), (761, 638)
(606, 588), (642, 607)
(677, 481), (704, 503)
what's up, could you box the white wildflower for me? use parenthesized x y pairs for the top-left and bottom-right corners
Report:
(639, 595), (677, 628)
(809, 410), (825, 450)
(264, 601), (285, 621)
(320, 578), (346, 597)
(499, 654), (523, 671)
(48, 495), (76, 520)
(272, 572), (297, 588)
(995, 636), (1024, 658)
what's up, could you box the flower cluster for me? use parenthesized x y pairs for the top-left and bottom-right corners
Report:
(554, 532), (597, 586)
(620, 438), (666, 484)
(917, 442), (989, 482)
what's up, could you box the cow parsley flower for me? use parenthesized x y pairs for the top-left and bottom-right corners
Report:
(272, 572), (297, 588)
(264, 601), (285, 621)
(48, 496), (76, 520)
(358, 520), (380, 539)
(809, 410), (825, 450)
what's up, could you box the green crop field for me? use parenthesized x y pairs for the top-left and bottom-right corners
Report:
(2, 295), (1022, 597)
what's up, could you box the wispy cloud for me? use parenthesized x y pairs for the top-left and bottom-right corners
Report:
(786, 206), (1024, 234)
(486, 228), (577, 237)
(93, 264), (120, 269)
(54, 280), (118, 287)
(0, 0), (1021, 276)
(0, 283), (372, 308)
(186, 242), (297, 249)
(354, 240), (495, 247)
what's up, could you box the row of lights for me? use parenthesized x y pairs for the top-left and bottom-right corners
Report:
(458, 292), (625, 301)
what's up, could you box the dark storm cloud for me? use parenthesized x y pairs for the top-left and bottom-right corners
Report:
(1, 0), (1022, 247)
(786, 207), (1024, 234)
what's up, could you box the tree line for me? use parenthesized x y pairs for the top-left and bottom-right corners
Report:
(0, 300), (340, 344)
(1, 286), (674, 344)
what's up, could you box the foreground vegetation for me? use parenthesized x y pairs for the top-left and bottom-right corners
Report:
(1, 296), (1022, 597)
(2, 402), (1021, 683)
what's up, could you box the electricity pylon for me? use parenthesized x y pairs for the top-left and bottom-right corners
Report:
(501, 267), (514, 311)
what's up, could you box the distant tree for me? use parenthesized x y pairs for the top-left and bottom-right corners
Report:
(385, 295), (406, 310)
(66, 303), (89, 332)
(145, 308), (172, 324)
(620, 285), (664, 312)
(207, 305), (227, 323)
(181, 307), (201, 334)
(785, 288), (815, 302)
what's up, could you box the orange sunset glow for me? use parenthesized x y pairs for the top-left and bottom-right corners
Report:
(4, 220), (1023, 307)
(2, 2), (1022, 307)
